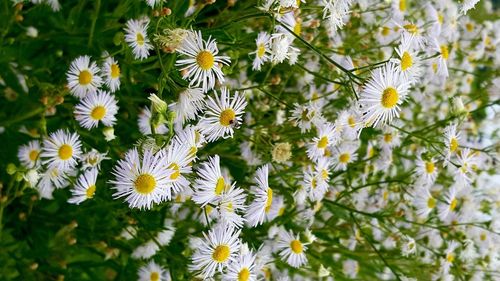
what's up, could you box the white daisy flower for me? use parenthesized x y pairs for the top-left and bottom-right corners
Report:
(411, 186), (436, 219)
(192, 155), (227, 206)
(138, 106), (169, 135)
(66, 55), (103, 99)
(251, 32), (271, 71)
(110, 148), (175, 210)
(138, 261), (169, 281)
(359, 62), (411, 127)
(460, 0), (480, 15)
(438, 186), (458, 221)
(160, 140), (194, 193)
(176, 30), (230, 93)
(223, 251), (257, 281)
(198, 88), (247, 142)
(276, 229), (308, 268)
(68, 169), (98, 205)
(391, 33), (422, 84)
(170, 87), (205, 125)
(245, 164), (273, 227)
(443, 123), (461, 161)
(303, 158), (331, 202)
(333, 142), (358, 171)
(415, 157), (438, 186)
(74, 90), (119, 129)
(429, 37), (450, 78)
(132, 240), (159, 260)
(124, 18), (154, 60)
(80, 148), (109, 171)
(289, 102), (326, 133)
(306, 122), (338, 161)
(191, 223), (241, 279)
(218, 185), (247, 229)
(37, 167), (70, 199)
(18, 140), (41, 168)
(41, 129), (82, 172)
(174, 125), (205, 160)
(101, 55), (121, 92)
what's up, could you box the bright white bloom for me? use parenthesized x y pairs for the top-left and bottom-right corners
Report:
(192, 155), (227, 206)
(160, 140), (194, 192)
(176, 30), (230, 93)
(251, 32), (271, 71)
(333, 142), (358, 171)
(80, 149), (108, 171)
(443, 123), (461, 162)
(223, 251), (257, 281)
(191, 224), (241, 279)
(124, 18), (153, 60)
(218, 185), (247, 228)
(401, 235), (417, 257)
(438, 186), (459, 221)
(101, 55), (121, 92)
(245, 164), (273, 227)
(306, 122), (338, 161)
(66, 55), (103, 99)
(276, 229), (308, 268)
(290, 102), (326, 133)
(138, 261), (169, 281)
(359, 62), (411, 127)
(37, 167), (70, 199)
(170, 87), (205, 125)
(31, 0), (60, 11)
(74, 90), (119, 129)
(322, 0), (352, 33)
(110, 149), (175, 210)
(198, 88), (247, 142)
(411, 186), (436, 219)
(174, 125), (205, 159)
(392, 33), (422, 84)
(68, 169), (98, 205)
(18, 140), (41, 168)
(415, 157), (438, 186)
(41, 129), (82, 172)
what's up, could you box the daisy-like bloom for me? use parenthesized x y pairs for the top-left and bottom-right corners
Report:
(401, 235), (417, 257)
(41, 129), (82, 172)
(218, 185), (247, 228)
(359, 62), (411, 127)
(175, 30), (230, 93)
(411, 186), (436, 219)
(415, 156), (438, 186)
(269, 33), (298, 65)
(132, 240), (160, 260)
(443, 123), (461, 162)
(245, 164), (273, 227)
(223, 251), (257, 281)
(66, 55), (103, 99)
(174, 125), (205, 160)
(441, 241), (459, 274)
(306, 122), (338, 161)
(74, 90), (119, 129)
(251, 32), (271, 71)
(68, 169), (98, 205)
(124, 18), (154, 60)
(37, 167), (70, 199)
(438, 186), (459, 221)
(101, 55), (121, 92)
(289, 102), (326, 133)
(160, 140), (194, 193)
(18, 140), (41, 168)
(342, 259), (359, 279)
(110, 148), (175, 210)
(276, 229), (308, 268)
(429, 37), (450, 78)
(333, 142), (358, 171)
(391, 33), (422, 84)
(138, 261), (169, 281)
(138, 106), (168, 135)
(191, 223), (241, 279)
(80, 148), (108, 171)
(379, 126), (401, 151)
(277, 12), (302, 38)
(322, 0), (351, 34)
(454, 148), (478, 187)
(170, 87), (205, 125)
(198, 88), (247, 142)
(192, 155), (227, 206)
(303, 164), (329, 202)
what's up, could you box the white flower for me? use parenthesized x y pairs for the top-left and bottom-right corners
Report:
(223, 251), (257, 281)
(245, 164), (273, 227)
(391, 33), (422, 84)
(306, 122), (338, 161)
(80, 148), (108, 171)
(41, 129), (82, 172)
(68, 169), (98, 205)
(411, 186), (436, 219)
(18, 140), (41, 169)
(101, 55), (121, 92)
(160, 140), (194, 192)
(124, 18), (153, 60)
(138, 261), (170, 281)
(218, 185), (247, 228)
(176, 30), (230, 93)
(192, 155), (227, 206)
(276, 229), (308, 268)
(74, 90), (119, 129)
(251, 32), (271, 71)
(144, 0), (162, 8)
(333, 142), (358, 171)
(66, 55), (103, 99)
(37, 167), (70, 199)
(170, 87), (205, 125)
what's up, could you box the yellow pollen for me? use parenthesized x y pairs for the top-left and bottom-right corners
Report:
(205, 205), (213, 214)
(265, 188), (273, 213)
(220, 109), (236, 127)
(311, 178), (317, 189)
(212, 245), (230, 263)
(339, 153), (350, 163)
(381, 87), (399, 108)
(29, 150), (39, 161)
(432, 62), (438, 73)
(401, 51), (413, 71)
(86, 185), (96, 198)
(321, 169), (328, 180)
(238, 267), (250, 281)
(450, 138), (458, 152)
(317, 136), (328, 149)
(58, 144), (73, 160)
(403, 24), (418, 34)
(440, 45), (449, 60)
(257, 44), (266, 58)
(79, 70), (92, 85)
(348, 116), (356, 128)
(196, 50), (215, 70)
(446, 253), (455, 263)
(427, 197), (436, 209)
(134, 174), (156, 194)
(384, 133), (393, 143)
(215, 177), (225, 195)
(294, 21), (302, 35)
(438, 14), (444, 24)
(150, 272), (159, 281)
(136, 33), (145, 46)
(449, 198), (457, 211)
(91, 106), (106, 120)
(480, 233), (486, 241)
(381, 26), (391, 36)
(189, 146), (197, 157)
(465, 22), (474, 32)
(110, 64), (120, 78)
(290, 239), (303, 254)
(383, 190), (389, 201)
(425, 162), (435, 174)
(399, 0), (406, 11)
(168, 163), (180, 180)
(278, 207), (285, 216)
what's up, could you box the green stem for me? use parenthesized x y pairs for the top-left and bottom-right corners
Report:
(88, 0), (101, 49)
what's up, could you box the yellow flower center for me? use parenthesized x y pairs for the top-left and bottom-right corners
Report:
(91, 106), (106, 120)
(215, 177), (225, 195)
(465, 22), (474, 32)
(384, 134), (393, 143)
(29, 150), (39, 161)
(238, 268), (250, 281)
(278, 207), (285, 216)
(321, 169), (328, 180)
(317, 136), (328, 149)
(399, 0), (406, 11)
(381, 87), (399, 108)
(403, 24), (418, 34)
(438, 14), (444, 24)
(427, 197), (436, 209)
(294, 21), (302, 35)
(134, 174), (156, 194)
(446, 253), (455, 263)
(58, 144), (73, 160)
(257, 43), (266, 58)
(220, 109), (236, 127)
(440, 45), (449, 60)
(196, 50), (215, 70)
(290, 239), (303, 254)
(79, 70), (92, 85)
(110, 64), (120, 78)
(339, 153), (350, 163)
(150, 272), (159, 281)
(86, 185), (96, 198)
(432, 62), (438, 73)
(168, 163), (180, 180)
(450, 198), (457, 211)
(381, 26), (391, 36)
(189, 146), (197, 157)
(425, 162), (435, 174)
(348, 116), (356, 128)
(401, 51), (413, 71)
(212, 245), (230, 263)
(450, 138), (458, 152)
(265, 188), (273, 213)
(136, 33), (145, 46)
(480, 233), (486, 241)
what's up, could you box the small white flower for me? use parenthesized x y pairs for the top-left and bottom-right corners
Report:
(41, 130), (82, 172)
(66, 55), (103, 99)
(68, 169), (98, 205)
(276, 229), (308, 268)
(124, 18), (154, 60)
(74, 90), (119, 129)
